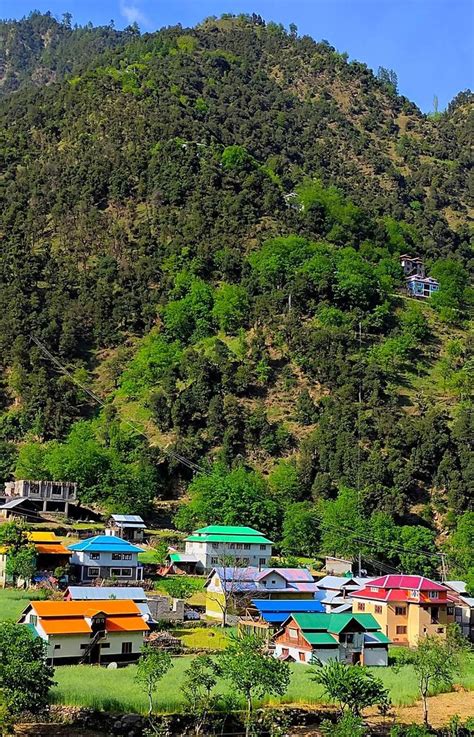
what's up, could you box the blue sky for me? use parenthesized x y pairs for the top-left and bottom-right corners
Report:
(3, 0), (473, 112)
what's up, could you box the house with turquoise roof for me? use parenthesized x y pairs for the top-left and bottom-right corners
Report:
(68, 534), (144, 582)
(184, 525), (273, 573)
(273, 612), (390, 666)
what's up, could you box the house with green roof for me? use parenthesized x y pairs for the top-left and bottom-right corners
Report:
(273, 612), (390, 666)
(184, 525), (273, 573)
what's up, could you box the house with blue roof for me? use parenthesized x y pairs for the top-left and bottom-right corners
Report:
(238, 598), (325, 640)
(68, 534), (144, 583)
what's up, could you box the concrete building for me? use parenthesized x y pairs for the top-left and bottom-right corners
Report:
(68, 535), (144, 582)
(20, 599), (148, 664)
(406, 275), (439, 299)
(351, 575), (450, 647)
(273, 612), (390, 665)
(184, 525), (272, 573)
(444, 581), (474, 643)
(4, 480), (77, 516)
(316, 575), (376, 613)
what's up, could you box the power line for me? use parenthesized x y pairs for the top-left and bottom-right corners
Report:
(30, 335), (203, 474)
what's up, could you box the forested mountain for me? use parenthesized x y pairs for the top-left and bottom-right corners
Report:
(0, 13), (472, 579)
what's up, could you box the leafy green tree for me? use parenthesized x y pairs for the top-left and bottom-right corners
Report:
(212, 284), (249, 333)
(135, 646), (172, 716)
(15, 442), (49, 479)
(320, 712), (366, 737)
(268, 460), (300, 502)
(0, 520), (37, 585)
(398, 526), (437, 578)
(312, 660), (390, 717)
(295, 389), (319, 425)
(161, 577), (195, 601)
(182, 655), (218, 735)
(281, 502), (320, 556)
(248, 236), (315, 288)
(175, 463), (280, 539)
(319, 487), (367, 559)
(396, 627), (468, 726)
(218, 635), (290, 737)
(0, 623), (55, 718)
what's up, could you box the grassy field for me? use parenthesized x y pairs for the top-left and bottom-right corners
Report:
(51, 653), (474, 714)
(172, 626), (235, 650)
(0, 588), (48, 622)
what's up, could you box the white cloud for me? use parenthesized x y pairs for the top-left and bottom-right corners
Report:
(119, 0), (151, 29)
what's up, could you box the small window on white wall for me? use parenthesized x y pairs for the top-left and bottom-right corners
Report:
(289, 628), (298, 639)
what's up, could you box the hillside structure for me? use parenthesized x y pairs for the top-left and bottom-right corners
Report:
(184, 525), (273, 573)
(351, 575), (451, 647)
(19, 599), (149, 664)
(273, 612), (390, 665)
(205, 566), (319, 621)
(28, 531), (70, 570)
(238, 598), (325, 640)
(109, 514), (146, 542)
(66, 586), (154, 623)
(68, 534), (144, 582)
(4, 479), (77, 515)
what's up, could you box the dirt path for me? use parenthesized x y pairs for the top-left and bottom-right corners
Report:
(391, 690), (474, 727)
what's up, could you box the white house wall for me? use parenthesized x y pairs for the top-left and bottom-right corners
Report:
(185, 541), (271, 570)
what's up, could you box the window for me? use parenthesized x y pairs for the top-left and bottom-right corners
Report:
(447, 606), (454, 616)
(211, 557), (218, 565)
(111, 568), (132, 577)
(437, 627), (444, 634)
(123, 554), (132, 561)
(395, 606), (406, 616)
(370, 587), (379, 592)
(357, 602), (365, 612)
(30, 615), (38, 626)
(236, 543), (242, 550)
(410, 590), (419, 598)
(90, 552), (100, 561)
(101, 643), (110, 649)
(212, 543), (219, 550)
(428, 591), (438, 599)
(260, 544), (266, 551)
(259, 558), (266, 565)
(299, 652), (306, 662)
(229, 543), (235, 549)
(112, 553), (123, 561)
(54, 644), (61, 650)
(289, 628), (298, 639)
(375, 605), (383, 614)
(243, 544), (250, 550)
(282, 648), (289, 657)
(396, 626), (407, 635)
(122, 642), (132, 655)
(88, 567), (100, 577)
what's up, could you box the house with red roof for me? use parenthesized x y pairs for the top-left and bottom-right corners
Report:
(19, 599), (149, 664)
(350, 575), (451, 647)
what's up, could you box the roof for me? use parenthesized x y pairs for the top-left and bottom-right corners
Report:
(193, 525), (267, 536)
(169, 553), (200, 563)
(292, 612), (381, 633)
(257, 568), (314, 583)
(317, 575), (375, 590)
(35, 544), (69, 555)
(68, 535), (143, 553)
(208, 566), (316, 593)
(186, 534), (273, 544)
(111, 515), (145, 524)
(357, 575), (447, 592)
(67, 586), (147, 601)
(251, 599), (325, 625)
(29, 532), (61, 542)
(32, 600), (141, 617)
(0, 497), (31, 509)
(444, 581), (468, 594)
(29, 599), (149, 635)
(305, 632), (337, 645)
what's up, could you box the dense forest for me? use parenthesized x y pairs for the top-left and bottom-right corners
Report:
(0, 12), (472, 581)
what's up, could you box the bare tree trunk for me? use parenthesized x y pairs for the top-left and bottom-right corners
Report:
(148, 686), (153, 717)
(245, 695), (252, 737)
(422, 689), (428, 726)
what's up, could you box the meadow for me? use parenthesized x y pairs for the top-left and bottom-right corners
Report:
(0, 588), (47, 621)
(51, 653), (474, 714)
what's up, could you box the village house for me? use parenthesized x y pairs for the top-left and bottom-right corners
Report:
(238, 598), (325, 641)
(205, 566), (319, 621)
(350, 575), (451, 647)
(406, 274), (440, 299)
(184, 525), (273, 573)
(316, 575), (376, 613)
(400, 254), (426, 278)
(444, 581), (474, 642)
(68, 534), (144, 583)
(3, 479), (77, 516)
(273, 612), (390, 665)
(19, 599), (148, 664)
(28, 531), (70, 571)
(109, 514), (146, 543)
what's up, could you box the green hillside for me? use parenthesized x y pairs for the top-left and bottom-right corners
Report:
(0, 13), (472, 581)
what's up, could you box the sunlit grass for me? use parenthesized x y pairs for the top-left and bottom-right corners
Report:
(0, 588), (48, 622)
(51, 653), (474, 714)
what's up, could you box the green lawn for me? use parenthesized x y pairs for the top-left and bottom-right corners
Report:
(172, 626), (235, 650)
(0, 588), (47, 622)
(51, 653), (474, 714)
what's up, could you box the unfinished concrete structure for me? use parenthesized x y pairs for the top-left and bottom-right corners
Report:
(4, 480), (77, 516)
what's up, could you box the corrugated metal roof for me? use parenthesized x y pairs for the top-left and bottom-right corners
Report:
(304, 632), (337, 645)
(364, 631), (391, 644)
(35, 544), (69, 555)
(68, 535), (143, 553)
(186, 534), (272, 544)
(169, 553), (199, 563)
(257, 568), (314, 583)
(194, 525), (267, 535)
(32, 600), (141, 617)
(292, 612), (381, 634)
(106, 616), (149, 632)
(253, 599), (325, 613)
(67, 586), (147, 601)
(1, 497), (30, 509)
(366, 575), (446, 592)
(111, 515), (145, 523)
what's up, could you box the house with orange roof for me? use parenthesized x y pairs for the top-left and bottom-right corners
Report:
(350, 575), (451, 647)
(28, 531), (71, 570)
(19, 599), (149, 664)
